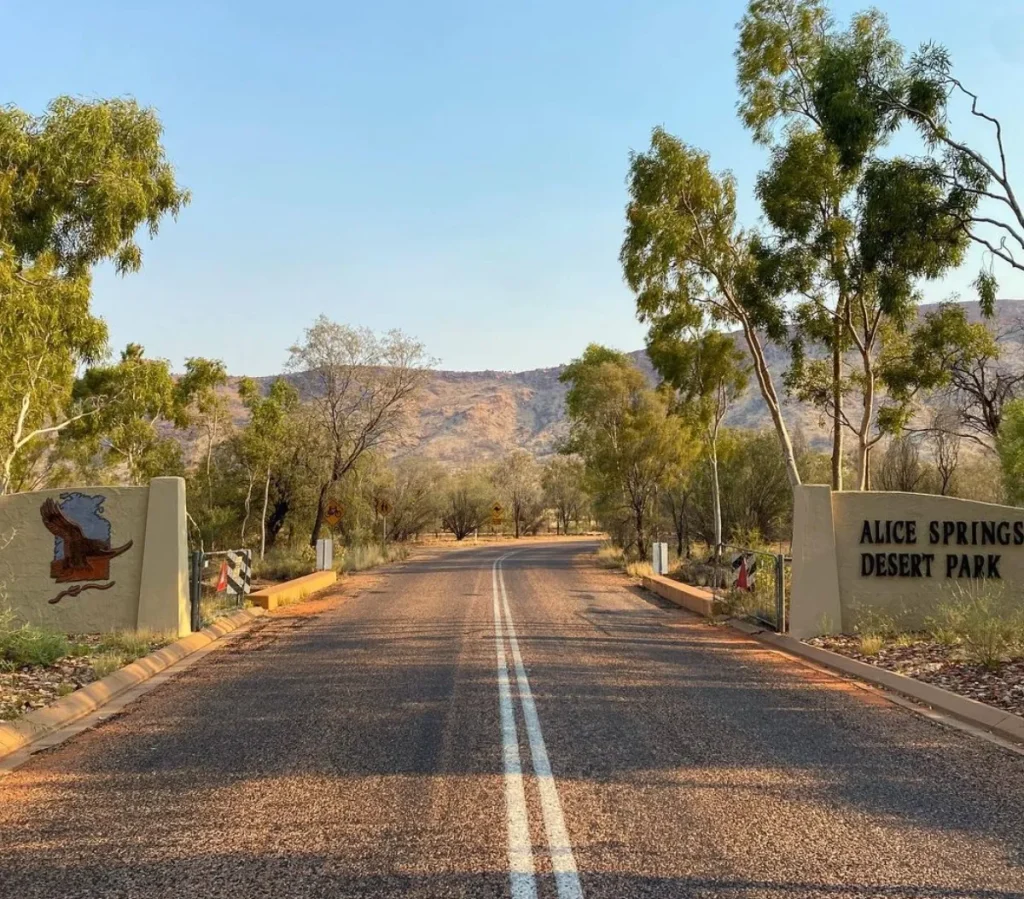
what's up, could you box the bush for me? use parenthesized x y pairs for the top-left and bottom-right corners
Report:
(928, 580), (1024, 669)
(0, 626), (70, 667)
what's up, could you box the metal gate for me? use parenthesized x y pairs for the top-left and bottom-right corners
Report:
(711, 544), (789, 632)
(188, 549), (252, 632)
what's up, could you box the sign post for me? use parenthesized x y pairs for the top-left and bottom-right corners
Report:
(375, 498), (393, 546)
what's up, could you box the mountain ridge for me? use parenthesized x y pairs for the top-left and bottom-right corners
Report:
(235, 300), (1024, 464)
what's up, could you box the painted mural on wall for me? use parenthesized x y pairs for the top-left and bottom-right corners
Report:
(39, 493), (134, 604)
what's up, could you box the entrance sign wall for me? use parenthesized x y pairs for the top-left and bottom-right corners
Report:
(0, 477), (190, 636)
(790, 485), (1024, 639)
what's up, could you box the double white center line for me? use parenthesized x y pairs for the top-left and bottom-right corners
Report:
(492, 552), (583, 899)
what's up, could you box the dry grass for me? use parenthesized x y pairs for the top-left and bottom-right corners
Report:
(91, 652), (127, 679)
(859, 634), (884, 656)
(625, 560), (654, 579)
(595, 542), (626, 569)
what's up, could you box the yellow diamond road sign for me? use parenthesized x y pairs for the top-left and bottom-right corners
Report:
(324, 501), (343, 527)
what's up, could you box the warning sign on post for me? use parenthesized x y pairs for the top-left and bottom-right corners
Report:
(324, 501), (343, 528)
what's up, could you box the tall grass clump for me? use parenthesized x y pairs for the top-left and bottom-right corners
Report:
(0, 608), (70, 667)
(336, 543), (408, 573)
(595, 542), (626, 570)
(927, 580), (1024, 669)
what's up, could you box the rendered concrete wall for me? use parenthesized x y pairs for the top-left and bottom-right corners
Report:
(0, 478), (190, 636)
(789, 487), (1024, 636)
(789, 485), (842, 639)
(832, 491), (1024, 630)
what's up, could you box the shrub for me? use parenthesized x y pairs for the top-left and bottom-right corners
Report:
(0, 622), (70, 667)
(928, 580), (1024, 669)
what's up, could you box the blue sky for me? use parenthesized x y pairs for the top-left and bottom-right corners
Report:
(5, 1), (1023, 375)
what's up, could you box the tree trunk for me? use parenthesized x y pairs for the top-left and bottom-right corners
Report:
(831, 319), (843, 491)
(260, 466), (271, 558)
(734, 311), (802, 488)
(710, 440), (723, 562)
(857, 354), (876, 491)
(310, 481), (330, 547)
(240, 472), (254, 544)
(635, 505), (647, 563)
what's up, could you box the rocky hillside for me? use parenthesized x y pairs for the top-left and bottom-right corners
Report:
(235, 300), (1024, 464)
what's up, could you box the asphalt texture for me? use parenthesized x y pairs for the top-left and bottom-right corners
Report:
(3, 540), (1024, 898)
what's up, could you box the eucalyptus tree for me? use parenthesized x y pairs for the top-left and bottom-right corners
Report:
(236, 378), (300, 556)
(560, 345), (690, 559)
(287, 316), (433, 546)
(646, 326), (747, 557)
(542, 455), (589, 535)
(0, 96), (188, 493)
(736, 0), (978, 489)
(622, 130), (803, 488)
(62, 344), (185, 485)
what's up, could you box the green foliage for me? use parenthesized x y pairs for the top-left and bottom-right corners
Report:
(735, 0), (830, 144)
(975, 270), (998, 319)
(0, 623), (69, 667)
(686, 430), (792, 545)
(440, 467), (494, 540)
(492, 450), (542, 539)
(561, 346), (693, 558)
(0, 97), (188, 492)
(61, 344), (185, 484)
(997, 399), (1024, 505)
(542, 455), (589, 534)
(0, 96), (189, 276)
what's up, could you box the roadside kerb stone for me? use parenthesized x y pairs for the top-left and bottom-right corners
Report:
(0, 608), (264, 760)
(731, 619), (1024, 745)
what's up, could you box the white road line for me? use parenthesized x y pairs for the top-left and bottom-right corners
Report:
(493, 555), (538, 899)
(498, 555), (585, 899)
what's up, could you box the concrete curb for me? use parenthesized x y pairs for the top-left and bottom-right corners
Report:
(731, 619), (1024, 745)
(0, 608), (264, 761)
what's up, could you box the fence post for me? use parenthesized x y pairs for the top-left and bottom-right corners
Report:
(775, 553), (786, 633)
(189, 550), (203, 632)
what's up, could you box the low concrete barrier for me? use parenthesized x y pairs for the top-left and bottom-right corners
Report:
(250, 570), (338, 610)
(640, 573), (720, 617)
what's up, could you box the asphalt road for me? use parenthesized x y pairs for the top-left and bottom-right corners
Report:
(3, 540), (1024, 898)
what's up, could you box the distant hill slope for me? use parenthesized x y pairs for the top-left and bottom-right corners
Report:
(231, 300), (1024, 464)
